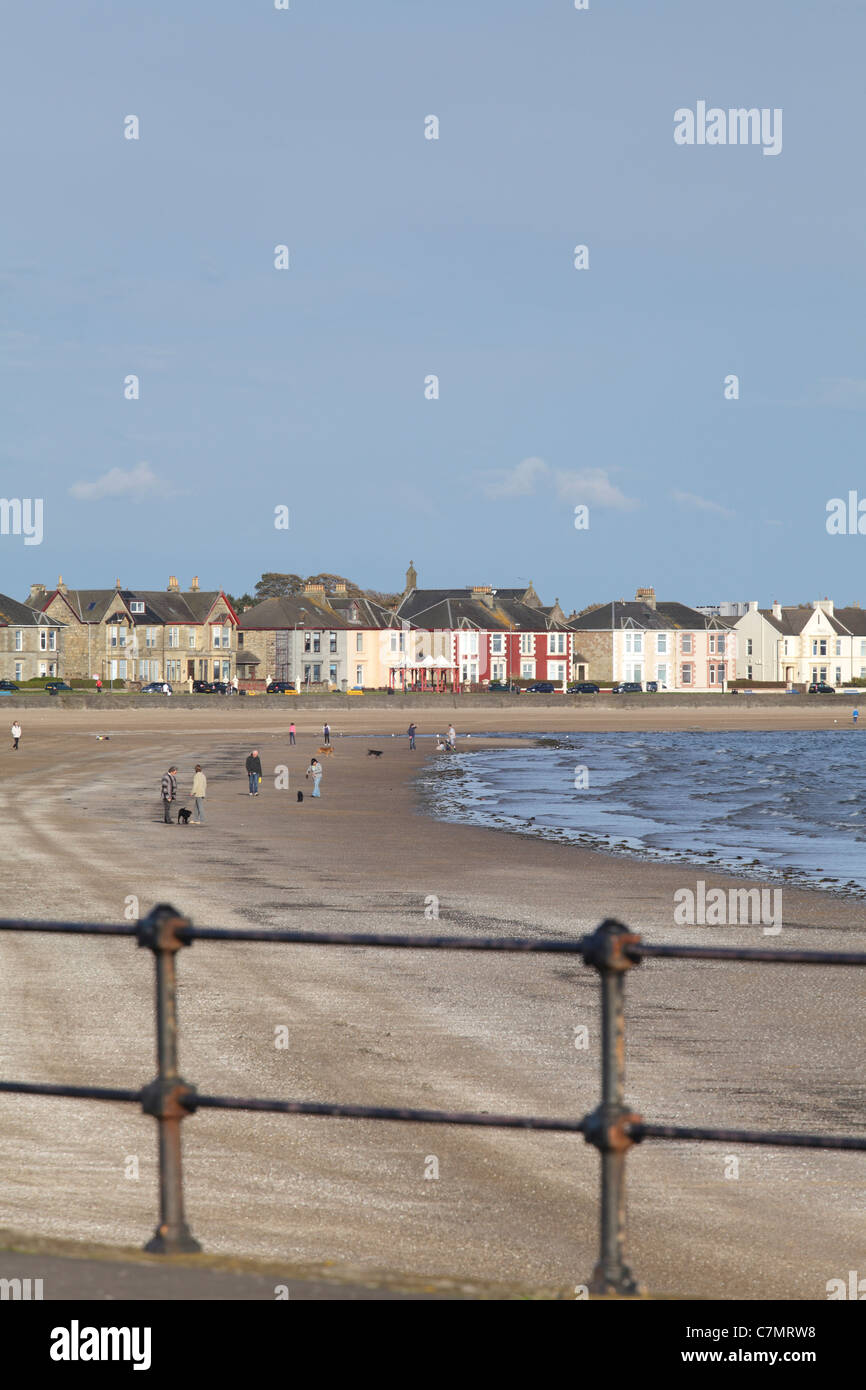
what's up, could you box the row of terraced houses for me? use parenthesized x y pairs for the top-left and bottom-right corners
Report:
(3, 564), (866, 691)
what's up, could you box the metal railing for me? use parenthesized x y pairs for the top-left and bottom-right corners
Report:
(0, 907), (864, 1295)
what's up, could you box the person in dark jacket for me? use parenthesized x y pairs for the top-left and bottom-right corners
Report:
(161, 766), (177, 823)
(246, 749), (262, 796)
(407, 722), (417, 750)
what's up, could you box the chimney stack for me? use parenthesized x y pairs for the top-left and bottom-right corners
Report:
(748, 600), (758, 612)
(190, 576), (199, 592)
(167, 575), (179, 592)
(772, 600), (782, 620)
(635, 587), (656, 609)
(28, 582), (47, 605)
(57, 575), (67, 594)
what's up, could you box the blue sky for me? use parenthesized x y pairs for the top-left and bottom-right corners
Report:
(1, 0), (865, 609)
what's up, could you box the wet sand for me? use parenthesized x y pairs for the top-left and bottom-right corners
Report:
(0, 702), (863, 1299)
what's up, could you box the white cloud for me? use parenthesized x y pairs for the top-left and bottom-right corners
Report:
(815, 378), (866, 409)
(671, 489), (735, 519)
(69, 462), (176, 502)
(479, 456), (549, 499)
(479, 457), (640, 510)
(554, 468), (640, 511)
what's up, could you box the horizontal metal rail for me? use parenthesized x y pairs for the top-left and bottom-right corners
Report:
(0, 907), (863, 1292)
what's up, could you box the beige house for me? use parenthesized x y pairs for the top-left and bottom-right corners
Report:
(734, 599), (866, 686)
(0, 593), (64, 681)
(238, 582), (411, 690)
(570, 588), (737, 690)
(28, 576), (239, 685)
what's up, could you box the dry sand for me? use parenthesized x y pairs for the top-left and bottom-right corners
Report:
(0, 701), (863, 1299)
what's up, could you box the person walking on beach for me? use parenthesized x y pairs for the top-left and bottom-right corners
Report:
(95, 677), (102, 694)
(289, 722), (296, 746)
(305, 757), (323, 798)
(407, 722), (417, 750)
(246, 749), (262, 796)
(322, 722), (331, 746)
(447, 723), (456, 751)
(161, 765), (177, 823)
(11, 720), (22, 750)
(190, 764), (207, 824)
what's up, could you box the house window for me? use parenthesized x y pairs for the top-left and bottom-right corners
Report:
(681, 664), (693, 684)
(139, 660), (148, 677)
(812, 639), (827, 656)
(389, 631), (406, 653)
(747, 638), (753, 656)
(656, 664), (667, 687)
(491, 661), (506, 681)
(747, 665), (753, 680)
(836, 667), (842, 685)
(14, 662), (23, 680)
(835, 639), (842, 656)
(681, 634), (693, 654)
(550, 662), (566, 683)
(188, 630), (196, 648)
(39, 630), (48, 650)
(212, 624), (222, 648)
(304, 664), (321, 683)
(304, 632), (311, 652)
(130, 601), (145, 614)
(14, 630), (23, 651)
(861, 640), (866, 658)
(521, 661), (535, 679)
(717, 634), (725, 654)
(548, 633), (566, 655)
(709, 635), (716, 654)
(356, 633), (363, 651)
(167, 627), (179, 648)
(356, 665), (363, 685)
(40, 629), (57, 651)
(519, 634), (534, 655)
(625, 632), (643, 655)
(329, 664), (337, 684)
(145, 628), (156, 648)
(119, 660), (127, 679)
(491, 634), (504, 655)
(329, 633), (337, 654)
(312, 632), (321, 654)
(656, 634), (667, 655)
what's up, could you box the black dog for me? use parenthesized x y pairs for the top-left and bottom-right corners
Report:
(297, 790), (304, 802)
(367, 749), (383, 757)
(177, 808), (192, 824)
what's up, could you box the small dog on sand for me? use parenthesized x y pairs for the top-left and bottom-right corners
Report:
(177, 808), (192, 824)
(367, 749), (383, 757)
(317, 745), (334, 756)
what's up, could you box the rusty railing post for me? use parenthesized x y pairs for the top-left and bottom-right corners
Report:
(137, 904), (201, 1253)
(581, 918), (644, 1296)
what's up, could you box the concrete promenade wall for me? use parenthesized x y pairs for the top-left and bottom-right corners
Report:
(0, 691), (860, 712)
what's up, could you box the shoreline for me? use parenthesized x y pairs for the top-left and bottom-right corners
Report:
(0, 705), (862, 1298)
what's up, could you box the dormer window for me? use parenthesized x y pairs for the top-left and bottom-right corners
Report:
(130, 601), (145, 614)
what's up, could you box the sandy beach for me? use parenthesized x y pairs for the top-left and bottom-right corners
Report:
(0, 701), (863, 1299)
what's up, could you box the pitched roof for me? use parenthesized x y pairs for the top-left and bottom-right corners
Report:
(239, 592), (416, 631)
(756, 606), (848, 636)
(0, 593), (64, 627)
(571, 600), (735, 632)
(37, 588), (231, 625)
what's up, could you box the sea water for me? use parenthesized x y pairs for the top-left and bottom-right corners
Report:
(419, 730), (866, 897)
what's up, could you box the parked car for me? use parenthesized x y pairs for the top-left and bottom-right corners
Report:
(612, 681), (644, 694)
(487, 680), (521, 693)
(44, 681), (72, 693)
(568, 682), (600, 694)
(525, 681), (558, 694)
(192, 679), (216, 693)
(266, 680), (295, 694)
(808, 682), (836, 694)
(0, 679), (19, 691)
(141, 682), (172, 694)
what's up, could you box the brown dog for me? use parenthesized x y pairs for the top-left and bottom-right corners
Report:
(317, 745), (334, 756)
